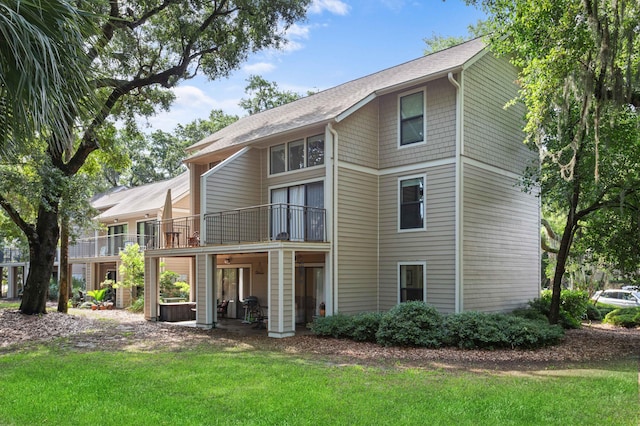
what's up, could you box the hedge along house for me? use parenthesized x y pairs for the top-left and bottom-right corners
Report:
(69, 172), (192, 308)
(143, 38), (540, 337)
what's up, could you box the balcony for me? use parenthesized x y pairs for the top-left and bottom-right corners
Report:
(203, 203), (326, 245)
(0, 247), (28, 264)
(69, 234), (143, 259)
(146, 204), (326, 250)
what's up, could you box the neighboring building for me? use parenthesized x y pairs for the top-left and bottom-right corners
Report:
(70, 172), (191, 308)
(144, 38), (540, 337)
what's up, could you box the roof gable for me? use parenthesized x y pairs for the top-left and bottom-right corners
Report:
(93, 172), (190, 220)
(186, 37), (487, 161)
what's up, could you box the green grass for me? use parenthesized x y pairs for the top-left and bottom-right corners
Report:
(0, 300), (21, 309)
(0, 342), (637, 425)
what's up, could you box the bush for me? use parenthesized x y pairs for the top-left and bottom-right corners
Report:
(310, 313), (354, 338)
(375, 301), (444, 348)
(528, 290), (589, 329)
(127, 297), (144, 313)
(585, 304), (602, 321)
(443, 311), (564, 350)
(48, 279), (59, 301)
(603, 307), (640, 328)
(350, 312), (383, 342)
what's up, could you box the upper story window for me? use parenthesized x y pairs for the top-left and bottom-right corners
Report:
(399, 90), (425, 147)
(270, 134), (324, 175)
(399, 175), (425, 231)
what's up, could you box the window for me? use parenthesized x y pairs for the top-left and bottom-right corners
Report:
(270, 181), (324, 241)
(399, 175), (425, 230)
(270, 144), (286, 174)
(307, 135), (325, 167)
(269, 134), (324, 174)
(399, 91), (425, 146)
(137, 220), (157, 248)
(288, 139), (305, 171)
(399, 263), (425, 302)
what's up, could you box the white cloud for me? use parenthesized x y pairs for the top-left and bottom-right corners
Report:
(242, 62), (276, 74)
(309, 0), (350, 15)
(286, 23), (310, 39)
(141, 85), (244, 132)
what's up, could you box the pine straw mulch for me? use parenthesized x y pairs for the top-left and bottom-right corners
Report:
(1, 306), (639, 372)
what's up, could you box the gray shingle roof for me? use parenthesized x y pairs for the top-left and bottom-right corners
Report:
(93, 172), (189, 220)
(186, 37), (486, 161)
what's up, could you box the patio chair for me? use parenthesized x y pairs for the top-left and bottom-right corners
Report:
(217, 299), (229, 318)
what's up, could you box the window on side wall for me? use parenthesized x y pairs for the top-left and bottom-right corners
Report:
(399, 262), (425, 302)
(270, 144), (286, 174)
(288, 139), (305, 171)
(399, 90), (425, 147)
(269, 134), (325, 175)
(307, 134), (324, 167)
(399, 175), (425, 231)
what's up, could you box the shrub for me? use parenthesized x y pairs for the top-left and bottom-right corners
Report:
(443, 311), (564, 350)
(310, 313), (354, 338)
(511, 307), (548, 322)
(376, 301), (445, 348)
(528, 289), (589, 329)
(603, 307), (640, 328)
(585, 304), (602, 321)
(350, 312), (383, 342)
(127, 297), (144, 313)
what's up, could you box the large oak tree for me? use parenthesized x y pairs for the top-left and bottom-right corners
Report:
(0, 0), (310, 315)
(468, 0), (640, 323)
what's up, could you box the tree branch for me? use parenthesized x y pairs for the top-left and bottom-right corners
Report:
(0, 194), (36, 244)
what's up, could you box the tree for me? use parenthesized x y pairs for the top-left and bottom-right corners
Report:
(239, 75), (307, 115)
(468, 0), (640, 323)
(115, 243), (144, 305)
(422, 19), (488, 54)
(0, 0), (310, 315)
(110, 109), (238, 187)
(0, 0), (95, 157)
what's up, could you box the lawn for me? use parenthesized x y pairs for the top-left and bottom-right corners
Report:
(0, 341), (637, 425)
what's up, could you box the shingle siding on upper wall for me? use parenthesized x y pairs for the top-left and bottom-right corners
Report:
(336, 100), (379, 169)
(462, 163), (540, 312)
(379, 77), (457, 169)
(463, 53), (534, 174)
(336, 167), (379, 314)
(378, 164), (456, 313)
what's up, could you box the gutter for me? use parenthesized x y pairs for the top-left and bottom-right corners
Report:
(448, 71), (463, 314)
(328, 122), (339, 314)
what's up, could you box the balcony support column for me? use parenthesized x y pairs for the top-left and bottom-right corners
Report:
(268, 248), (296, 338)
(7, 266), (17, 298)
(195, 253), (216, 329)
(144, 256), (159, 321)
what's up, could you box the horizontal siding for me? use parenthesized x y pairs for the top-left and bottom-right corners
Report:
(266, 166), (325, 189)
(379, 77), (457, 169)
(195, 254), (207, 324)
(336, 100), (378, 169)
(462, 163), (540, 312)
(378, 164), (456, 313)
(336, 167), (379, 314)
(205, 148), (262, 213)
(463, 53), (534, 175)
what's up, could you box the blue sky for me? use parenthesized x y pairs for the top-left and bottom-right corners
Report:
(145, 0), (485, 132)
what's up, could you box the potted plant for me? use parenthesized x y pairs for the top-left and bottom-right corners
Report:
(87, 288), (107, 309)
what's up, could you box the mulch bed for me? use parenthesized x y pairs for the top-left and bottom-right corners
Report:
(1, 307), (638, 371)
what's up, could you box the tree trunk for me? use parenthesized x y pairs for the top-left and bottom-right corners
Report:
(549, 217), (576, 324)
(57, 219), (69, 313)
(19, 208), (60, 315)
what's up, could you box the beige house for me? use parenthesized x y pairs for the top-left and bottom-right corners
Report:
(70, 172), (192, 308)
(144, 38), (540, 337)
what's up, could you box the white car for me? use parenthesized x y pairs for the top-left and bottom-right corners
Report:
(591, 289), (640, 308)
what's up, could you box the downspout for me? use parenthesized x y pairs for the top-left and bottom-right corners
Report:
(448, 71), (463, 313)
(328, 122), (339, 314)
